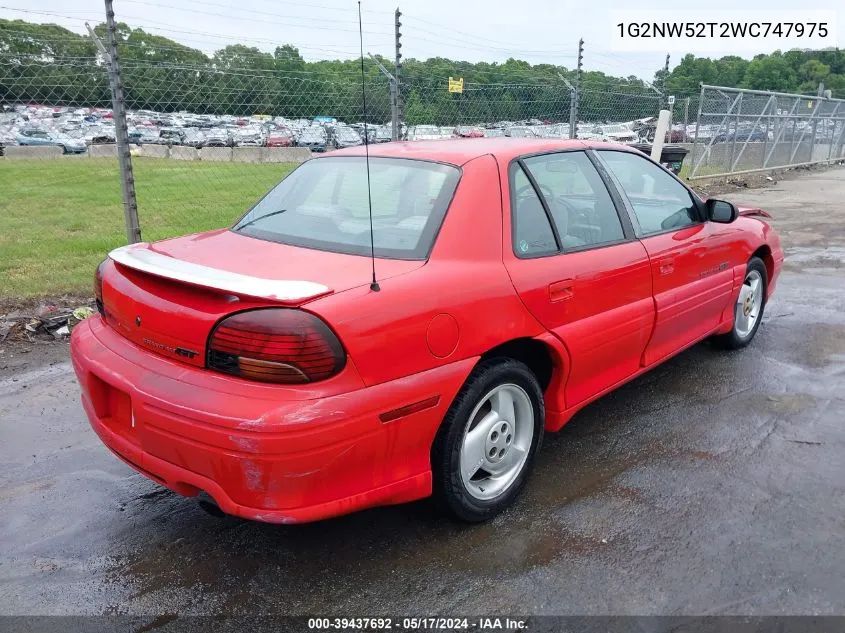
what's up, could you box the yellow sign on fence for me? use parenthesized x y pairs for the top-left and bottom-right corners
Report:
(448, 77), (464, 93)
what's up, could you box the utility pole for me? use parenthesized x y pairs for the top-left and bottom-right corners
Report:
(662, 53), (670, 109)
(393, 7), (403, 140)
(102, 1), (141, 244)
(369, 53), (397, 142)
(573, 38), (584, 139)
(559, 73), (576, 140)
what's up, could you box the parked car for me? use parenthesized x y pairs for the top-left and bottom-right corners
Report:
(83, 125), (116, 145)
(182, 128), (206, 148)
(128, 127), (160, 145)
(482, 128), (505, 138)
(368, 125), (393, 144)
(232, 126), (265, 147)
(265, 128), (295, 147)
(577, 126), (611, 142)
(715, 125), (765, 143)
(15, 128), (86, 153)
(203, 128), (232, 147)
(506, 125), (541, 138)
(348, 123), (391, 144)
(71, 138), (782, 525)
(158, 128), (186, 145)
(454, 125), (484, 138)
(408, 125), (442, 141)
(599, 124), (638, 144)
(296, 125), (328, 152)
(329, 125), (363, 149)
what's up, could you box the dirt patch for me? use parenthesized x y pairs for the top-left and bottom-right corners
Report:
(0, 295), (94, 377)
(0, 294), (91, 315)
(0, 338), (70, 380)
(689, 161), (845, 198)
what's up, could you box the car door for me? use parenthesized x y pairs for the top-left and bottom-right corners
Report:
(502, 150), (654, 409)
(595, 149), (736, 366)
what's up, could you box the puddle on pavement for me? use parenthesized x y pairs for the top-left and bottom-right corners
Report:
(752, 393), (818, 415)
(766, 323), (845, 369)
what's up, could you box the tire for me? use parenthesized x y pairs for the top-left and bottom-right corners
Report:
(713, 256), (768, 350)
(431, 358), (544, 522)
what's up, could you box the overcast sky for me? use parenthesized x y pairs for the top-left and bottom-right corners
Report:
(1, 0), (842, 80)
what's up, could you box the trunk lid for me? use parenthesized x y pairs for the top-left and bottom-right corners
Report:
(101, 229), (422, 367)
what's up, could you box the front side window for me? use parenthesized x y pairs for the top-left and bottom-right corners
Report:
(233, 157), (461, 260)
(522, 151), (625, 249)
(597, 150), (700, 235)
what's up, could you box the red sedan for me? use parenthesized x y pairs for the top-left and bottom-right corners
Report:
(266, 128), (294, 147)
(71, 138), (783, 523)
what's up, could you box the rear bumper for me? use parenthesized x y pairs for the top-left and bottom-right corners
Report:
(71, 317), (474, 523)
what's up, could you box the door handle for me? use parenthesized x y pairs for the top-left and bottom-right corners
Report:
(657, 257), (675, 276)
(549, 280), (574, 302)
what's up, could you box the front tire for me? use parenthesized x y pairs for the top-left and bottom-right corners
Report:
(714, 256), (768, 349)
(432, 358), (544, 522)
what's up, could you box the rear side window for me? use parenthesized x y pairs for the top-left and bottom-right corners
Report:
(511, 164), (558, 257)
(522, 151), (625, 249)
(233, 157), (461, 260)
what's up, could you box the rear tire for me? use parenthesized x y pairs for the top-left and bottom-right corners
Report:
(714, 256), (768, 350)
(431, 358), (544, 523)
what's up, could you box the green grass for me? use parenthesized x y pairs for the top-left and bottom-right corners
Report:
(0, 157), (294, 298)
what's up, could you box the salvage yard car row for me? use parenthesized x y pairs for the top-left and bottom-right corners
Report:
(8, 103), (824, 156)
(2, 104), (670, 155)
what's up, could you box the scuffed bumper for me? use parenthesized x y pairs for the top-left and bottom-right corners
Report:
(71, 316), (474, 523)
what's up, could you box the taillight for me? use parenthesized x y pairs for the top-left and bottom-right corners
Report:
(207, 308), (346, 384)
(94, 259), (107, 314)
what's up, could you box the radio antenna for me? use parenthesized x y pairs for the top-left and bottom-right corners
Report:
(358, 1), (380, 292)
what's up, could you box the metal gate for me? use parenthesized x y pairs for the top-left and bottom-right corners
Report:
(688, 84), (845, 180)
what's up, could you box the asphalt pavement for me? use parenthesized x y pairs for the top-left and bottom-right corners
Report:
(1, 168), (844, 618)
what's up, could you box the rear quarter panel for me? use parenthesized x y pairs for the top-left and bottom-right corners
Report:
(306, 154), (545, 387)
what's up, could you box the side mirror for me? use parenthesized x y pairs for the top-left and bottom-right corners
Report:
(706, 198), (738, 223)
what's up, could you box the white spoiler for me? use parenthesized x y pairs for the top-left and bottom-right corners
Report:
(108, 243), (331, 303)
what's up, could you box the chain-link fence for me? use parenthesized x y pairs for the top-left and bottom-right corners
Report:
(688, 84), (845, 180)
(1, 9), (667, 286)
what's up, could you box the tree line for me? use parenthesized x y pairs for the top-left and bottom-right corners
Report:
(0, 19), (664, 124)
(663, 50), (845, 98)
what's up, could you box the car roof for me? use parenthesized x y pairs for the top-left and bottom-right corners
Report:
(325, 137), (639, 166)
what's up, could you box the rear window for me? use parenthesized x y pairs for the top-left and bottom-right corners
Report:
(233, 156), (461, 260)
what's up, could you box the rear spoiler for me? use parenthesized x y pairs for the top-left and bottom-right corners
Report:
(109, 243), (331, 303)
(738, 207), (773, 219)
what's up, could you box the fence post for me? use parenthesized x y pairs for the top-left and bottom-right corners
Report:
(393, 8), (403, 140)
(573, 38), (583, 139)
(761, 100), (771, 169)
(827, 102), (843, 162)
(683, 97), (690, 140)
(558, 73), (577, 139)
(727, 92), (743, 176)
(103, 0), (141, 244)
(689, 85), (704, 177)
(368, 54), (398, 141)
